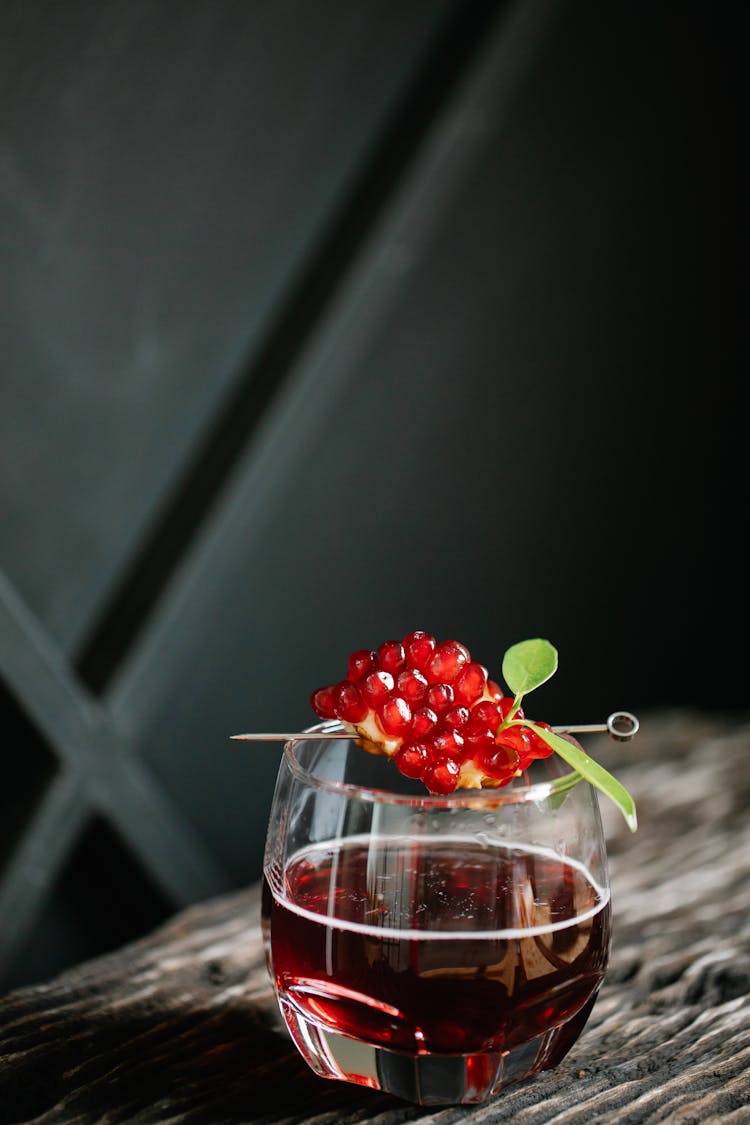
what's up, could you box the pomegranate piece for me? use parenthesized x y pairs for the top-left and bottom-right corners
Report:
(310, 632), (555, 794)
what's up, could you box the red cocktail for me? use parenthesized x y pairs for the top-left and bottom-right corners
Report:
(262, 726), (611, 1105)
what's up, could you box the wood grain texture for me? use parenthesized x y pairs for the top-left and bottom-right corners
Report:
(1, 711), (748, 1123)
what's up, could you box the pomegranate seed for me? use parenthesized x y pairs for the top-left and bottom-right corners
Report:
(444, 705), (469, 729)
(310, 685), (337, 719)
(432, 728), (465, 756)
(332, 680), (367, 723)
(347, 649), (376, 681)
(525, 721), (555, 758)
(362, 669), (394, 704)
(467, 701), (502, 731)
(403, 630), (436, 671)
(425, 640), (470, 684)
(478, 742), (520, 782)
(453, 662), (488, 706)
(486, 679), (504, 701)
(378, 640), (406, 675)
(394, 741), (433, 778)
(426, 682), (454, 713)
(397, 668), (429, 704)
(423, 756), (460, 794)
(482, 738), (520, 771)
(463, 725), (496, 753)
(411, 706), (438, 738)
(495, 725), (531, 755)
(376, 696), (412, 736)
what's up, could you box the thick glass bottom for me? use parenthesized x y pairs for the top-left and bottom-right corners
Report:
(279, 992), (598, 1106)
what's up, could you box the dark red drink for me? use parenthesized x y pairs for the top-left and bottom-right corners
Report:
(262, 836), (610, 1057)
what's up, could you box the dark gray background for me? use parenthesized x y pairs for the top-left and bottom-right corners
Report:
(0, 1), (743, 991)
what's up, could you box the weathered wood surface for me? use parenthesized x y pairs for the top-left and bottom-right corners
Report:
(1, 711), (749, 1124)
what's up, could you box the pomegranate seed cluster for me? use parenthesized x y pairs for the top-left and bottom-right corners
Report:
(310, 631), (554, 795)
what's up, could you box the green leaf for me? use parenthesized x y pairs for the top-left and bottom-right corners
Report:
(523, 722), (638, 832)
(546, 769), (583, 812)
(502, 638), (558, 696)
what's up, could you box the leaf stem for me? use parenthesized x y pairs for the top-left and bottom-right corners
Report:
(525, 721), (637, 832)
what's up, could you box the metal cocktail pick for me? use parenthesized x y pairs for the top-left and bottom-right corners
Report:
(231, 710), (639, 743)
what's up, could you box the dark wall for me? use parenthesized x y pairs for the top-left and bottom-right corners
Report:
(0, 1), (742, 990)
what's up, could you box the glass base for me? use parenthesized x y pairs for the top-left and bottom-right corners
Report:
(279, 994), (598, 1106)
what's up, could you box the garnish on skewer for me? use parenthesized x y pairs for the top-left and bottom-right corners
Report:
(310, 634), (638, 831)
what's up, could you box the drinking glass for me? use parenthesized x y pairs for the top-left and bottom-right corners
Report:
(261, 721), (611, 1106)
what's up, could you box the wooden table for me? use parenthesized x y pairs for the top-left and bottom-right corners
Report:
(1, 712), (749, 1123)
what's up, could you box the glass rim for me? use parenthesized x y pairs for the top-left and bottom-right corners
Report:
(283, 721), (585, 809)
